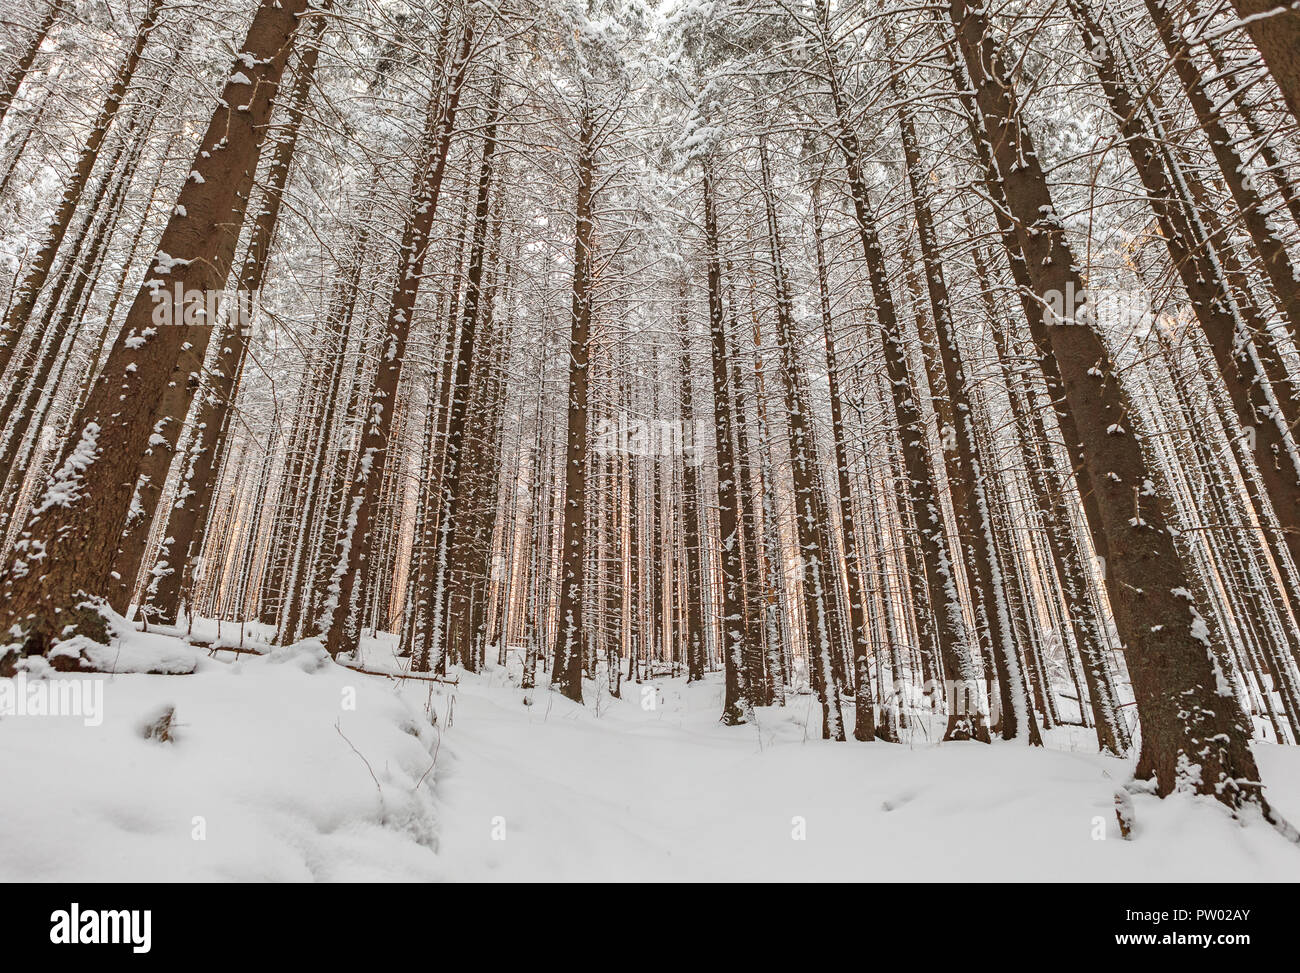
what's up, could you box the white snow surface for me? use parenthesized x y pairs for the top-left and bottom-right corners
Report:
(1, 625), (1298, 881)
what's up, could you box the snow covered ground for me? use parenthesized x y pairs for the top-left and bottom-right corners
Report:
(2, 623), (1298, 881)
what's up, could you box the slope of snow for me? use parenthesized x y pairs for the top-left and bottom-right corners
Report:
(424, 659), (1300, 882)
(2, 627), (1298, 881)
(0, 639), (441, 881)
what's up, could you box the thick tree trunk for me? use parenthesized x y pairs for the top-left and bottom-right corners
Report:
(948, 0), (1269, 813)
(1071, 0), (1300, 709)
(1142, 0), (1300, 335)
(143, 18), (326, 624)
(702, 164), (752, 725)
(0, 0), (313, 670)
(980, 256), (1130, 755)
(447, 228), (508, 670)
(1219, 0), (1300, 122)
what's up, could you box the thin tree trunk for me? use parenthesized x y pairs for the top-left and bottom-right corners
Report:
(549, 104), (595, 700)
(896, 94), (1038, 743)
(320, 24), (474, 658)
(0, 1), (60, 128)
(0, 0), (161, 384)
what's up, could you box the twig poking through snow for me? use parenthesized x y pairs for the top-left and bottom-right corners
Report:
(335, 719), (385, 821)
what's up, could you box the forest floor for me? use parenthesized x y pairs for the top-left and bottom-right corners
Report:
(1, 618), (1298, 881)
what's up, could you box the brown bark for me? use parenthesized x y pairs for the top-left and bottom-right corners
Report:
(757, 137), (843, 739)
(1072, 0), (1300, 720)
(0, 0), (161, 385)
(447, 228), (508, 670)
(319, 23), (474, 658)
(811, 195), (875, 740)
(897, 96), (1038, 744)
(809, 0), (987, 740)
(0, 1), (60, 128)
(980, 253), (1130, 755)
(680, 316), (707, 683)
(1220, 0), (1300, 122)
(549, 104), (594, 700)
(949, 0), (1268, 812)
(703, 164), (751, 725)
(1143, 0), (1300, 334)
(0, 0), (313, 669)
(724, 294), (770, 702)
(143, 18), (326, 624)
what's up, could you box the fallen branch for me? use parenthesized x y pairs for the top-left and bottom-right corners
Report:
(341, 663), (459, 685)
(201, 643), (264, 657)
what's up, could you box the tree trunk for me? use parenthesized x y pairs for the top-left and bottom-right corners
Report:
(142, 16), (326, 624)
(679, 317), (707, 683)
(809, 0), (987, 740)
(550, 104), (595, 701)
(0, 1), (61, 128)
(702, 163), (752, 725)
(319, 24), (474, 658)
(0, 0), (313, 669)
(1219, 0), (1300, 122)
(948, 0), (1269, 813)
(896, 97), (1038, 744)
(1142, 0), (1300, 336)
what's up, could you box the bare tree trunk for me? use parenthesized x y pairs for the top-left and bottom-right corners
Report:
(0, 0), (313, 670)
(948, 0), (1270, 814)
(549, 105), (595, 700)
(702, 163), (752, 725)
(0, 1), (61, 128)
(320, 23), (474, 658)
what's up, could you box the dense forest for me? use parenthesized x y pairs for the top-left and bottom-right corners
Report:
(2, 0), (1300, 848)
